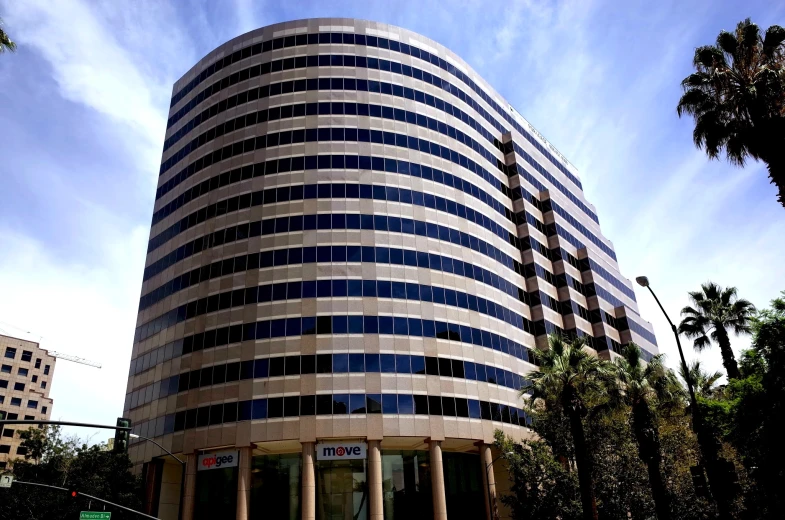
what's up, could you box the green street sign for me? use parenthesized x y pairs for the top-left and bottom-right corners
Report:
(80, 513), (111, 520)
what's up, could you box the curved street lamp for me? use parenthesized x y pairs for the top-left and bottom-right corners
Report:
(486, 451), (514, 520)
(130, 433), (186, 520)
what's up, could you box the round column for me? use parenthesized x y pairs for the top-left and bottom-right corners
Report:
(301, 442), (316, 520)
(430, 441), (448, 520)
(181, 453), (197, 520)
(236, 447), (252, 520)
(368, 440), (383, 520)
(480, 444), (497, 520)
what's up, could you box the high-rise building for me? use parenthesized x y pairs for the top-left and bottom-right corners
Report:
(0, 334), (55, 469)
(126, 18), (657, 520)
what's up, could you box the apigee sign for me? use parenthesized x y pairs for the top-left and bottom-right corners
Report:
(197, 450), (239, 471)
(317, 442), (367, 461)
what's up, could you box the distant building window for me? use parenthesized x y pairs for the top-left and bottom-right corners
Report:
(41, 406), (47, 414)
(16, 446), (27, 456)
(27, 400), (38, 409)
(44, 365), (50, 375)
(13, 383), (25, 391)
(1, 365), (10, 374)
(41, 381), (46, 389)
(0, 462), (6, 469)
(10, 397), (21, 407)
(6, 413), (17, 420)
(21, 350), (32, 362)
(32, 375), (37, 383)
(0, 445), (10, 454)
(0, 395), (3, 404)
(34, 359), (41, 369)
(2, 429), (13, 438)
(0, 380), (7, 388)
(18, 368), (28, 377)
(23, 415), (34, 420)
(4, 347), (16, 359)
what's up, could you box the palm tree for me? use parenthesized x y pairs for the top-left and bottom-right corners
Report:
(677, 19), (785, 208)
(679, 282), (755, 380)
(615, 343), (682, 520)
(0, 18), (16, 53)
(522, 334), (616, 520)
(679, 360), (723, 397)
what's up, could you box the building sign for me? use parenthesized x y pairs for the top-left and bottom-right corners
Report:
(197, 450), (239, 471)
(317, 442), (367, 461)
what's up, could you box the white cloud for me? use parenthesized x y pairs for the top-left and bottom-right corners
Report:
(0, 225), (148, 440)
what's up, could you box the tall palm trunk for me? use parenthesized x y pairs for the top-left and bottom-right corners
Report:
(713, 324), (741, 380)
(632, 401), (670, 520)
(564, 388), (598, 520)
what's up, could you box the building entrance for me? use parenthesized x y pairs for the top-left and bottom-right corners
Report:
(316, 458), (368, 520)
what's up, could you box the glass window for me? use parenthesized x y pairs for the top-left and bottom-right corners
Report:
(27, 400), (38, 409)
(41, 406), (47, 414)
(194, 453), (238, 520)
(317, 458), (368, 520)
(21, 350), (32, 362)
(44, 365), (50, 375)
(14, 382), (24, 391)
(0, 365), (10, 374)
(382, 450), (433, 520)
(250, 454), (301, 520)
(11, 397), (21, 407)
(4, 347), (16, 359)
(18, 368), (28, 377)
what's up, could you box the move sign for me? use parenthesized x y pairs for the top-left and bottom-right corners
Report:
(197, 450), (239, 471)
(317, 442), (367, 461)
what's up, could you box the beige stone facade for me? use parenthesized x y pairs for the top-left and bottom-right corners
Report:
(125, 18), (657, 519)
(0, 334), (55, 469)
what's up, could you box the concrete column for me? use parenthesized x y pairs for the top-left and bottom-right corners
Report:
(181, 453), (197, 520)
(302, 442), (316, 520)
(480, 444), (496, 520)
(368, 440), (383, 520)
(236, 447), (252, 520)
(429, 440), (448, 520)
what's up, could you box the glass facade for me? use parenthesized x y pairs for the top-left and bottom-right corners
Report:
(194, 465), (237, 520)
(250, 453), (301, 520)
(443, 453), (484, 520)
(382, 450), (433, 520)
(317, 459), (368, 520)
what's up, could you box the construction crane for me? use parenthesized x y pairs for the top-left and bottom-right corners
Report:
(48, 352), (102, 369)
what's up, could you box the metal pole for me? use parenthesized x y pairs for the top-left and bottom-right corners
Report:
(485, 456), (504, 520)
(9, 480), (159, 519)
(643, 283), (731, 520)
(0, 420), (131, 430)
(133, 435), (186, 520)
(644, 286), (700, 411)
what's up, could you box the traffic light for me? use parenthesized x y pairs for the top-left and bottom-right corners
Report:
(113, 417), (131, 453)
(69, 490), (78, 499)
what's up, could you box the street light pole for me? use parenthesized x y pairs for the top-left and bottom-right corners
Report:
(130, 434), (186, 520)
(485, 452), (513, 520)
(635, 276), (731, 520)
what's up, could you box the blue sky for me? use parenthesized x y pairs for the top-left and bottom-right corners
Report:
(1, 0), (783, 441)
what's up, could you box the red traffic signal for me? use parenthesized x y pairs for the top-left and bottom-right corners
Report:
(70, 490), (78, 498)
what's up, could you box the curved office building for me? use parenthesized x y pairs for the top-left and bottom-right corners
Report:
(125, 18), (658, 520)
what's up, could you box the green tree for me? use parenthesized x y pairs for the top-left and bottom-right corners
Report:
(680, 360), (724, 398)
(522, 334), (616, 520)
(0, 18), (16, 53)
(677, 19), (785, 208)
(494, 430), (582, 520)
(614, 343), (682, 520)
(678, 282), (756, 380)
(0, 426), (142, 520)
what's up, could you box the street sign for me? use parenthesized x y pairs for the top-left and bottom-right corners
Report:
(0, 474), (13, 488)
(80, 513), (111, 520)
